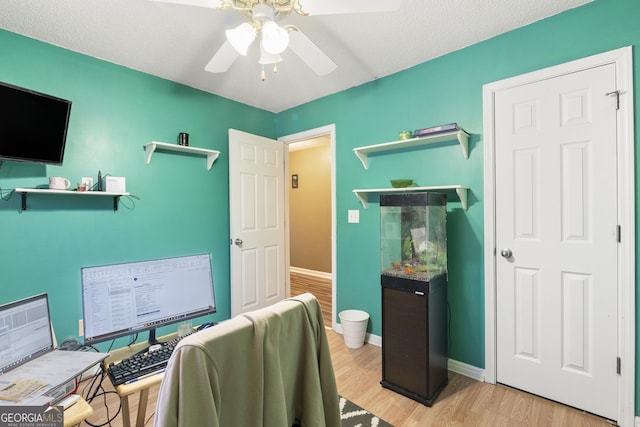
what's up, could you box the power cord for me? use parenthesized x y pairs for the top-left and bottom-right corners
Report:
(127, 333), (139, 348)
(118, 194), (139, 210)
(0, 161), (16, 201)
(80, 362), (121, 427)
(0, 188), (15, 202)
(0, 159), (14, 201)
(92, 172), (140, 210)
(86, 335), (153, 426)
(447, 301), (452, 355)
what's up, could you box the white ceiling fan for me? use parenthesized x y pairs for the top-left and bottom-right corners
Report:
(151, 0), (401, 80)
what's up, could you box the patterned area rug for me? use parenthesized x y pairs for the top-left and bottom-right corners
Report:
(340, 396), (394, 427)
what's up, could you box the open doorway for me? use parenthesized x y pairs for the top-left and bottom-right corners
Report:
(280, 125), (336, 329)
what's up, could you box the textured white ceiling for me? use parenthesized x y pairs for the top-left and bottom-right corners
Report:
(0, 0), (592, 113)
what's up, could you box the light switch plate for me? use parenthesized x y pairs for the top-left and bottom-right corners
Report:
(348, 209), (360, 223)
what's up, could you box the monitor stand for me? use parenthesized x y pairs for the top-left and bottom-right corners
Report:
(135, 328), (161, 356)
(147, 328), (161, 346)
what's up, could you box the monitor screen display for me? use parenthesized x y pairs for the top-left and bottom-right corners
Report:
(0, 293), (54, 374)
(0, 81), (72, 165)
(81, 253), (216, 345)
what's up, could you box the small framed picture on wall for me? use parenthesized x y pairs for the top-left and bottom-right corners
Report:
(292, 174), (299, 189)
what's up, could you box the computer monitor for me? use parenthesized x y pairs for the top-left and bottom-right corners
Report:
(0, 293), (54, 374)
(81, 253), (216, 347)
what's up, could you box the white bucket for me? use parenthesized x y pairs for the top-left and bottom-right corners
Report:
(339, 310), (369, 349)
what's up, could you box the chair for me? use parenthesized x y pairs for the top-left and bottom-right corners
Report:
(154, 293), (340, 427)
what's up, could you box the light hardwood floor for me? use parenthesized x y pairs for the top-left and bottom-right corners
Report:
(290, 271), (332, 326)
(84, 328), (611, 427)
(327, 330), (611, 426)
(289, 273), (610, 425)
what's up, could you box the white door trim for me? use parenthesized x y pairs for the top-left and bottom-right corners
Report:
(483, 46), (635, 426)
(279, 124), (337, 329)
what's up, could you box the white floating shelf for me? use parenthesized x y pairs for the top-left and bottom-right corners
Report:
(352, 185), (469, 210)
(15, 188), (129, 196)
(15, 188), (130, 211)
(353, 129), (469, 170)
(144, 141), (220, 170)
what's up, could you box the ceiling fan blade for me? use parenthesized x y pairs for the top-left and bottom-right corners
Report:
(149, 0), (223, 8)
(288, 30), (337, 76)
(301, 0), (401, 16)
(205, 41), (240, 73)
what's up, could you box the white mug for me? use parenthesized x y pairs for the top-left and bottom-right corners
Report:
(49, 176), (71, 190)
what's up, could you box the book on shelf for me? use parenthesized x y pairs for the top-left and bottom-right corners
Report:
(413, 123), (461, 138)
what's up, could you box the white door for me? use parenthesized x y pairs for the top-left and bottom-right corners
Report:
(495, 64), (618, 419)
(229, 129), (286, 316)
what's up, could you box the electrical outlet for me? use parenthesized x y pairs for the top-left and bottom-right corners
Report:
(78, 319), (84, 337)
(348, 209), (360, 223)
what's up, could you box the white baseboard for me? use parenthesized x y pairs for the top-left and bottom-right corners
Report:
(332, 329), (485, 382)
(365, 332), (382, 347)
(290, 266), (332, 280)
(447, 358), (485, 382)
(332, 325), (382, 347)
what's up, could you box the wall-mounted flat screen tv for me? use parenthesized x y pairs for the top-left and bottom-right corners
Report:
(0, 81), (72, 165)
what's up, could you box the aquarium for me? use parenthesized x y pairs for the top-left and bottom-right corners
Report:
(380, 192), (447, 282)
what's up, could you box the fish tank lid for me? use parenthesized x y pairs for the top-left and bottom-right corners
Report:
(380, 192), (446, 207)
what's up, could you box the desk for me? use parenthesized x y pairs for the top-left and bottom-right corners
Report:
(64, 396), (93, 427)
(115, 373), (163, 427)
(105, 333), (179, 427)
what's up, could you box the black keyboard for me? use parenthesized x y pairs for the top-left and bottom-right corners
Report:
(107, 336), (185, 386)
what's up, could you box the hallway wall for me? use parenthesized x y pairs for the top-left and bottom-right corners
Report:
(289, 142), (331, 273)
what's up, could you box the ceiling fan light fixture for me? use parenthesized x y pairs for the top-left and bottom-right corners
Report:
(261, 20), (289, 55)
(226, 22), (256, 55)
(259, 45), (282, 65)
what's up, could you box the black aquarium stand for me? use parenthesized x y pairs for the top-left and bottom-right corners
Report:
(380, 274), (448, 406)
(378, 191), (448, 406)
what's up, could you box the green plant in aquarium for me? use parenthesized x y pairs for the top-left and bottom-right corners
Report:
(418, 252), (427, 264)
(402, 237), (412, 261)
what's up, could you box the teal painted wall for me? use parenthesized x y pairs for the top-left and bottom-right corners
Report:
(1, 0), (640, 414)
(0, 29), (276, 350)
(276, 0), (639, 408)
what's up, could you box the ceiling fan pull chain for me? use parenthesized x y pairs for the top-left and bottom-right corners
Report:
(261, 65), (266, 81)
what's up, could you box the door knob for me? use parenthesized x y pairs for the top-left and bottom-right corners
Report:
(500, 248), (512, 258)
(234, 238), (243, 246)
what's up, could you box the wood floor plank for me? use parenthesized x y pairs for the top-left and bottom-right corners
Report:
(327, 331), (611, 427)
(84, 309), (612, 427)
(290, 271), (332, 325)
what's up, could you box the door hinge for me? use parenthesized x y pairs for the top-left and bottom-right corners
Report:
(617, 225), (621, 243)
(617, 357), (621, 375)
(606, 90), (620, 110)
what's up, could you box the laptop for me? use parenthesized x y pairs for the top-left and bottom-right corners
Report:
(0, 293), (108, 406)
